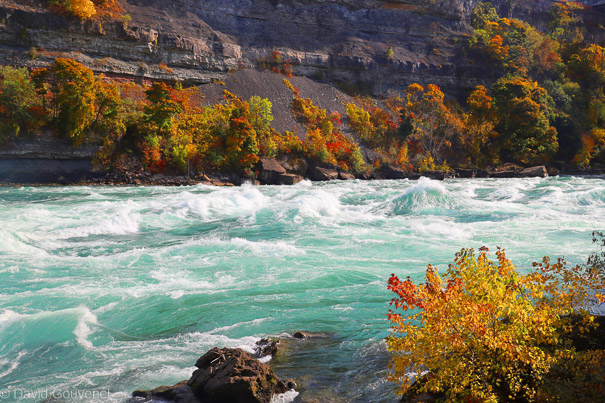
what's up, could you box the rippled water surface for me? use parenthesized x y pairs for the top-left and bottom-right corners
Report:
(1, 177), (604, 402)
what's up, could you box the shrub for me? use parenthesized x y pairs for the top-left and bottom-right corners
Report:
(0, 66), (42, 139)
(387, 247), (604, 401)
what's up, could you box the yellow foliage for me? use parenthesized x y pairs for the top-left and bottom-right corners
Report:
(387, 248), (604, 401)
(70, 0), (96, 19)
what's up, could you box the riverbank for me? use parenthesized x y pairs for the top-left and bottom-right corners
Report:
(1, 157), (604, 187)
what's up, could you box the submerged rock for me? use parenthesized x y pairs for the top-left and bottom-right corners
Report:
(133, 381), (197, 402)
(255, 338), (280, 359)
(292, 331), (312, 340)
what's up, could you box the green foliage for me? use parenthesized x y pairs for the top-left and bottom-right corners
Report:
(492, 76), (558, 164)
(286, 80), (365, 173)
(548, 0), (584, 44)
(470, 2), (498, 30)
(48, 58), (98, 146)
(400, 83), (463, 167)
(0, 66), (41, 139)
(386, 46), (394, 59)
(144, 82), (183, 135)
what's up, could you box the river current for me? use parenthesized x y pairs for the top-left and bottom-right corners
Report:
(0, 177), (603, 402)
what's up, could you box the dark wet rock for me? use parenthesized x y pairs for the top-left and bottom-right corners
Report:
(189, 347), (289, 403)
(489, 168), (519, 178)
(488, 163), (523, 178)
(488, 164), (549, 178)
(455, 168), (476, 178)
(132, 347), (291, 403)
(309, 166), (339, 181)
(257, 158), (286, 185)
(289, 331), (331, 340)
(455, 168), (489, 178)
(132, 381), (197, 402)
(420, 170), (454, 180)
(379, 164), (409, 180)
(475, 169), (489, 178)
(520, 165), (548, 178)
(255, 338), (280, 359)
(292, 331), (312, 340)
(277, 173), (303, 185)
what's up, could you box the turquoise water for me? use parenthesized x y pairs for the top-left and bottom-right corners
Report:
(0, 177), (603, 402)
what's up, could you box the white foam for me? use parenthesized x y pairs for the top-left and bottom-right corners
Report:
(258, 355), (272, 364)
(177, 185), (267, 219)
(293, 189), (342, 217)
(404, 176), (447, 196)
(0, 309), (24, 330)
(333, 305), (354, 311)
(207, 318), (267, 334)
(229, 238), (305, 257)
(53, 212), (140, 239)
(410, 219), (472, 240)
(73, 307), (99, 350)
(270, 389), (299, 403)
(0, 351), (26, 379)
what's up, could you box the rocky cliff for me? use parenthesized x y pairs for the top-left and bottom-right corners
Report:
(0, 0), (567, 97)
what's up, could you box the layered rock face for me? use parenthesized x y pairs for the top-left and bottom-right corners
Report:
(0, 0), (556, 97)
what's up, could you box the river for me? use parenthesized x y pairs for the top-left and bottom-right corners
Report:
(0, 176), (603, 402)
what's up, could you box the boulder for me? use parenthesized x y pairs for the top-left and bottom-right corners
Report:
(132, 347), (290, 403)
(489, 169), (519, 178)
(132, 381), (197, 402)
(338, 172), (355, 180)
(519, 165), (548, 178)
(455, 168), (476, 178)
(489, 163), (522, 178)
(277, 173), (303, 185)
(255, 338), (280, 359)
(309, 166), (339, 181)
(257, 159), (286, 185)
(379, 164), (410, 180)
(475, 169), (489, 178)
(188, 347), (289, 403)
(292, 331), (312, 340)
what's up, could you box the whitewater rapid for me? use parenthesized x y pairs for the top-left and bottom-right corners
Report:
(0, 177), (603, 402)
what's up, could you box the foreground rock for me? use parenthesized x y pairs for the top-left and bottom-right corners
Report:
(132, 348), (290, 403)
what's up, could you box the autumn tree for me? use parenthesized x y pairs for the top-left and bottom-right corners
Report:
(48, 0), (96, 19)
(548, 0), (585, 45)
(387, 247), (604, 401)
(492, 76), (558, 164)
(249, 95), (277, 158)
(39, 58), (98, 146)
(0, 66), (42, 140)
(469, 6), (561, 79)
(285, 79), (365, 173)
(143, 82), (183, 135)
(399, 83), (463, 170)
(461, 85), (499, 167)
